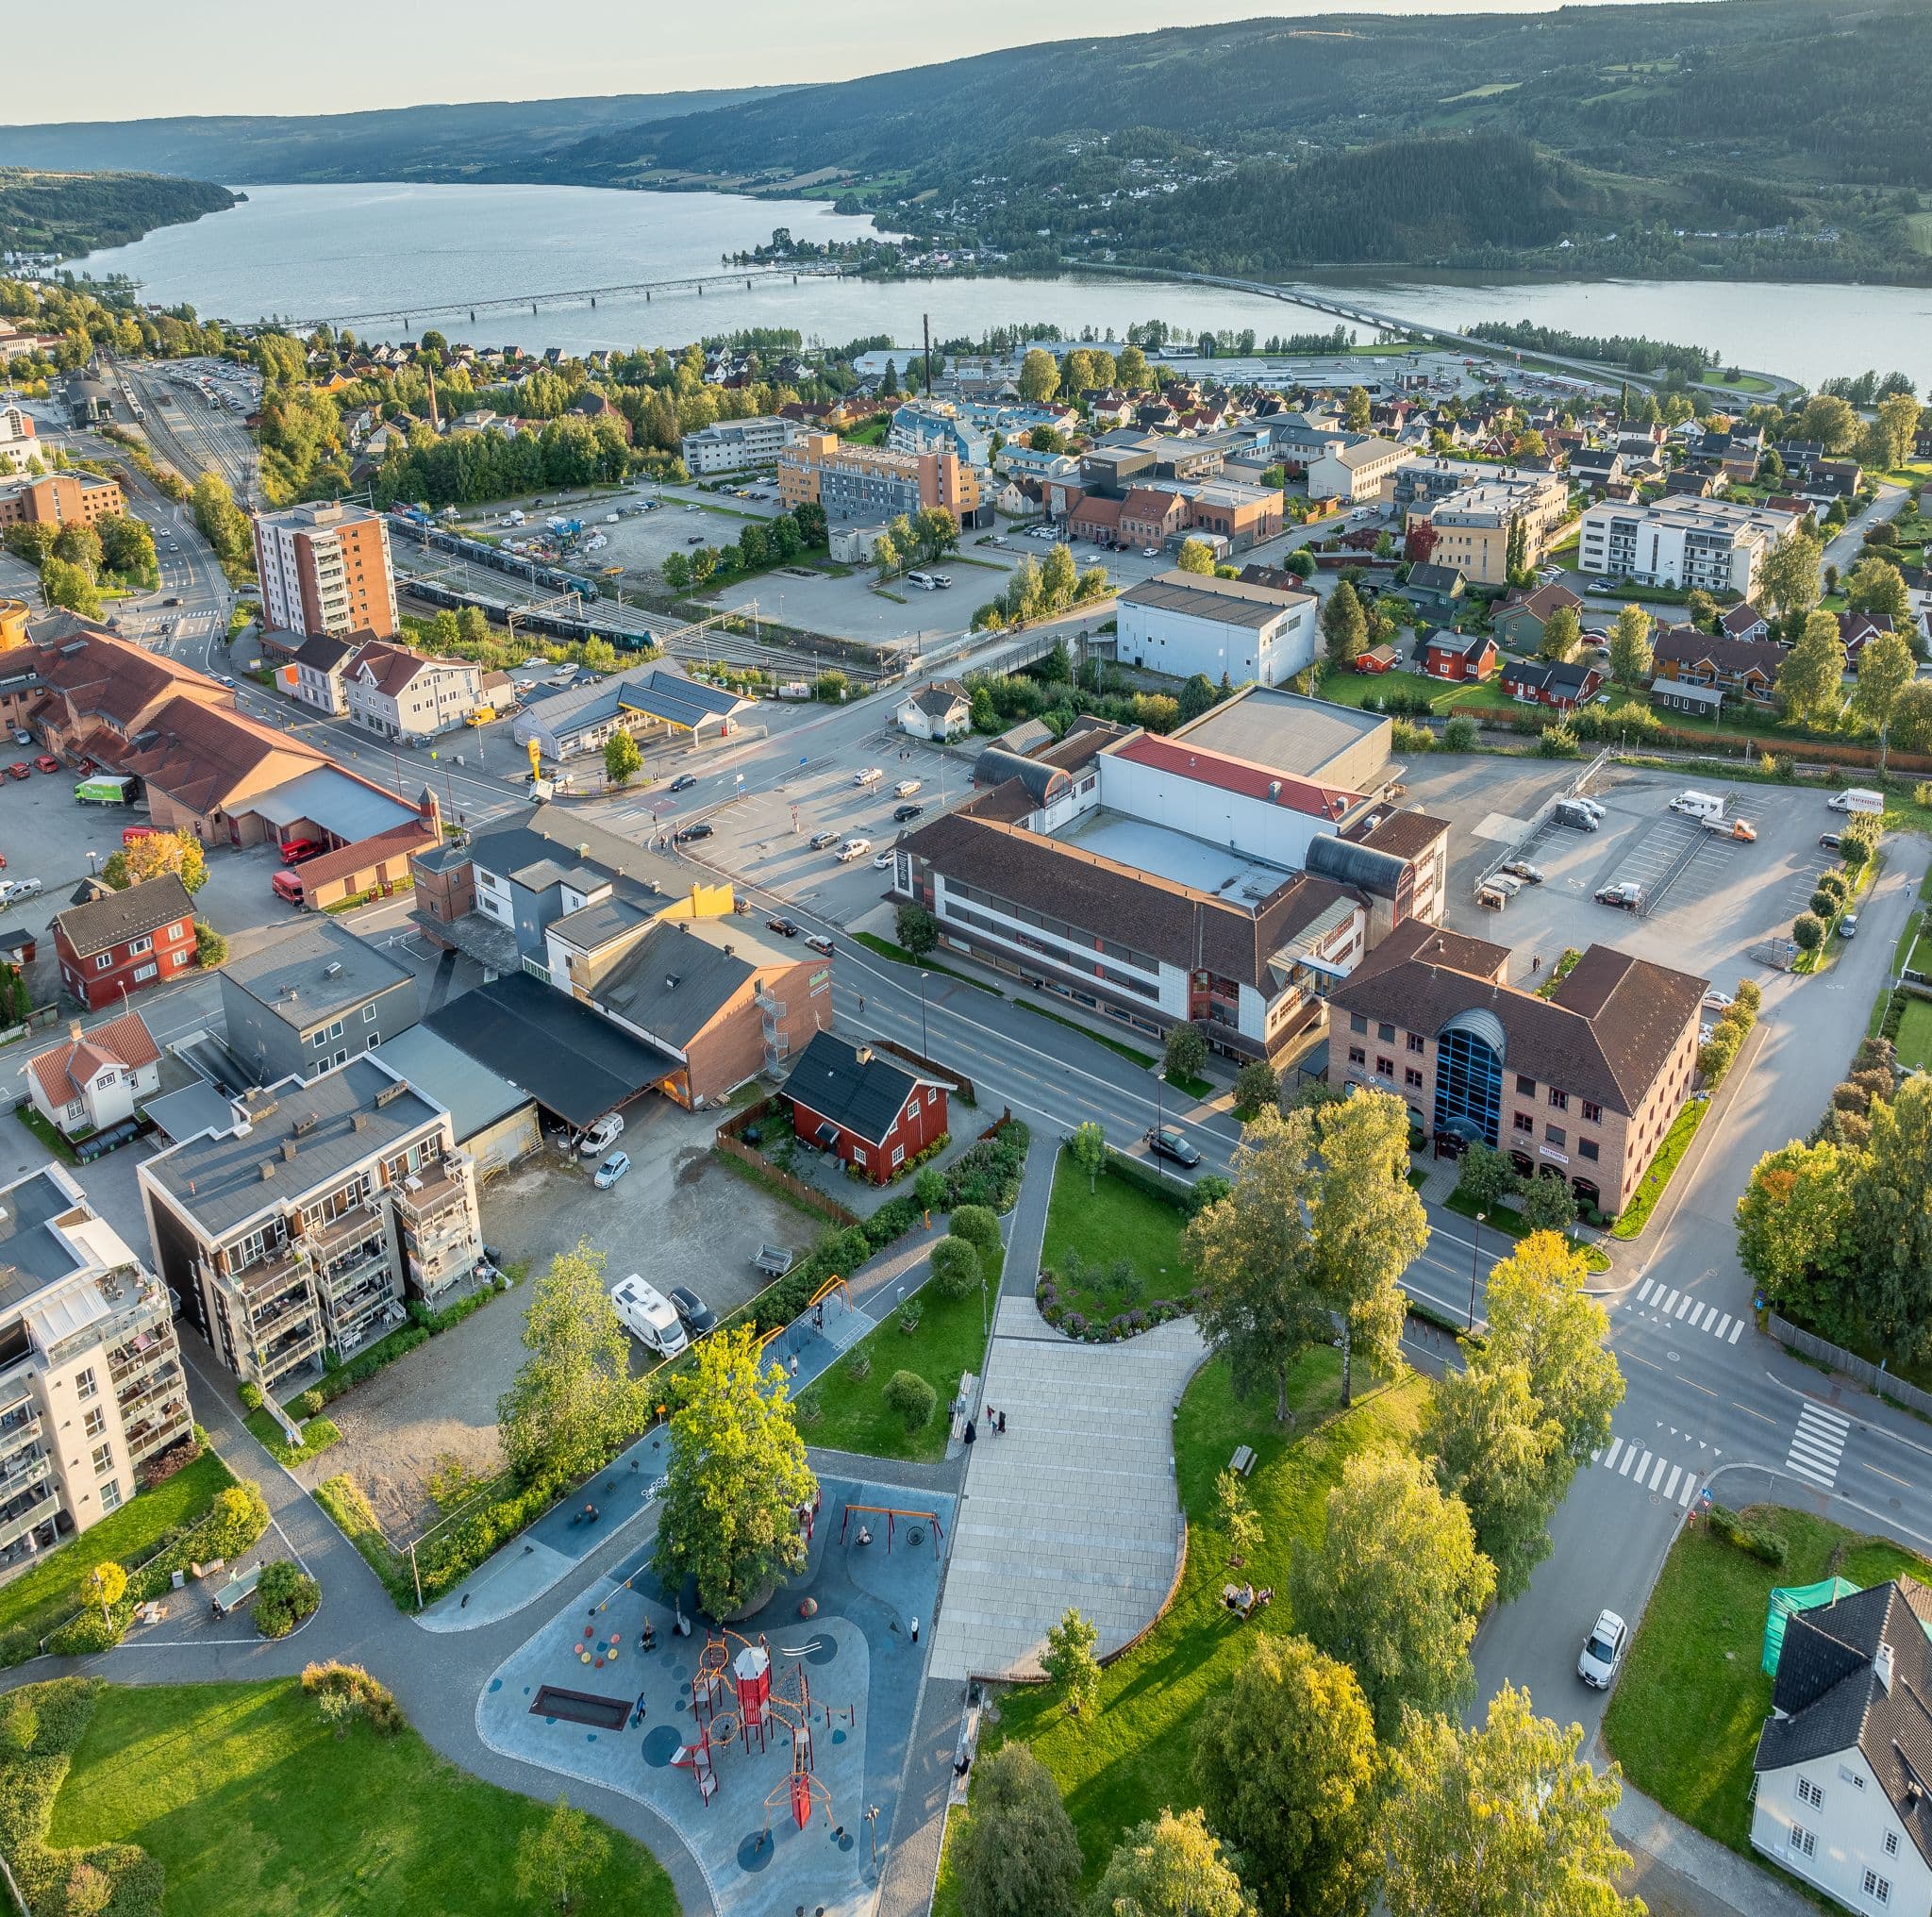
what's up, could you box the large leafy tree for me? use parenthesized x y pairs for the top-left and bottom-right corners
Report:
(1538, 605), (1581, 663)
(1183, 1109), (1327, 1424)
(1757, 524), (1824, 619)
(1383, 1687), (1641, 1917)
(1847, 1076), (1932, 1351)
(1607, 604), (1653, 685)
(1774, 609), (1846, 729)
(1089, 1808), (1253, 1917)
(1853, 628), (1916, 767)
(1737, 1141), (1856, 1335)
(957, 1744), (1081, 1917)
(1322, 579), (1367, 668)
(1844, 555), (1914, 628)
(1289, 1448), (1495, 1736)
(1483, 1233), (1624, 1464)
(1019, 349), (1061, 405)
(496, 1241), (640, 1486)
(101, 827), (208, 894)
(654, 1325), (816, 1618)
(1191, 1633), (1381, 1917)
(1310, 1090), (1427, 1406)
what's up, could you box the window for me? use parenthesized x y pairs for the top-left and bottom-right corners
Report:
(1790, 1826), (1815, 1859)
(1348, 1046), (1366, 1067)
(1547, 1087), (1569, 1110)
(1884, 1832), (1898, 1858)
(74, 1366), (97, 1402)
(1862, 1871), (1890, 1906)
(1405, 1068), (1424, 1089)
(1513, 1112), (1534, 1134)
(1796, 1777), (1824, 1810)
(1375, 1056), (1394, 1077)
(366, 1034), (377, 1051)
(168, 921), (185, 940)
(852, 1146), (867, 1167)
(907, 1095), (921, 1117)
(93, 954), (111, 972)
(1546, 1125), (1566, 1147)
(132, 963), (157, 982)
(92, 1442), (114, 1478)
(83, 1407), (107, 1440)
(1578, 1138), (1600, 1161)
(1377, 1022), (1395, 1043)
(1582, 1101), (1603, 1124)
(1516, 1074), (1536, 1095)
(363, 1004), (378, 1022)
(128, 935), (153, 956)
(1407, 1033), (1425, 1055)
(98, 1478), (122, 1513)
(891, 1143), (906, 1168)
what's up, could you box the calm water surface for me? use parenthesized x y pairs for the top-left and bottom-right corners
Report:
(71, 182), (1932, 392)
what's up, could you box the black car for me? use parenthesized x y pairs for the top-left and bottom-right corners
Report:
(674, 822), (713, 843)
(766, 915), (800, 938)
(668, 773), (698, 793)
(892, 803), (924, 823)
(1146, 1125), (1203, 1170)
(668, 1285), (716, 1337)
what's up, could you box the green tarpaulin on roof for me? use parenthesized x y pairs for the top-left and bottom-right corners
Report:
(1763, 1577), (1860, 1675)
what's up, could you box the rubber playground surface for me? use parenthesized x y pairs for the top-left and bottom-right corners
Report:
(477, 1472), (954, 1917)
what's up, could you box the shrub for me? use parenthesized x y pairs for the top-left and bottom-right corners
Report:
(1441, 715), (1479, 751)
(301, 1660), (402, 1735)
(1391, 718), (1434, 754)
(898, 1300), (923, 1335)
(882, 1370), (938, 1432)
(1792, 912), (1825, 952)
(0, 1694), (38, 1758)
(930, 1235), (981, 1301)
(1707, 1504), (1790, 1566)
(1536, 722), (1581, 758)
(238, 1382), (263, 1411)
(47, 1609), (125, 1657)
(948, 1203), (1002, 1270)
(254, 1559), (320, 1639)
(943, 1120), (1030, 1211)
(293, 1390), (324, 1420)
(1815, 869), (1850, 905)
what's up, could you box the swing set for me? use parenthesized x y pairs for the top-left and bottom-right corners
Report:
(838, 1503), (944, 1558)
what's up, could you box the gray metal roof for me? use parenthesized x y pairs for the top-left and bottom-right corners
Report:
(371, 1025), (533, 1144)
(0, 1170), (90, 1313)
(141, 1058), (447, 1241)
(143, 1080), (239, 1146)
(1305, 832), (1407, 896)
(219, 919), (417, 1030)
(247, 767), (420, 842)
(1121, 572), (1308, 631)
(1174, 689), (1387, 782)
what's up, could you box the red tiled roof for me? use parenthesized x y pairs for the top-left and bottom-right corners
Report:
(293, 819), (437, 892)
(25, 1010), (159, 1108)
(1111, 733), (1358, 821)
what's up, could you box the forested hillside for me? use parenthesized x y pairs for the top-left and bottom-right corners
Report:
(0, 170), (234, 259)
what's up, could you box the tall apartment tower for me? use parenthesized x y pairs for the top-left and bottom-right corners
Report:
(252, 500), (399, 642)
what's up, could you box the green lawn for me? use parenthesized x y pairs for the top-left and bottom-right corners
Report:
(852, 932), (1000, 994)
(798, 1242), (1002, 1463)
(1163, 1070), (1213, 1100)
(0, 1447), (236, 1659)
(243, 1407), (341, 1467)
(44, 1680), (677, 1917)
(1042, 1151), (1192, 1322)
(1442, 1186), (1612, 1273)
(1603, 1509), (1932, 1858)
(936, 1352), (1426, 1906)
(1895, 997), (1932, 1072)
(1610, 1095), (1708, 1239)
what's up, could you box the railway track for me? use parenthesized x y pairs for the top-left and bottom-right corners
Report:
(115, 361), (258, 505)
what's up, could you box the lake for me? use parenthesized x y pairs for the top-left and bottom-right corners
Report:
(70, 181), (1932, 392)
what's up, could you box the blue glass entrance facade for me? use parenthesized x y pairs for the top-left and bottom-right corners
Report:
(1434, 1024), (1502, 1147)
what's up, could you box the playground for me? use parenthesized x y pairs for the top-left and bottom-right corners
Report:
(477, 1471), (954, 1917)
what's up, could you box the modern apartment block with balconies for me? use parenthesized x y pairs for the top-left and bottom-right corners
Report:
(0, 1165), (192, 1580)
(137, 1057), (479, 1395)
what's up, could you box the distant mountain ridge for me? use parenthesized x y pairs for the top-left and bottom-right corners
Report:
(0, 90), (788, 185)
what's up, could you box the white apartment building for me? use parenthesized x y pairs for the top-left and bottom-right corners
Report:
(0, 404), (38, 477)
(0, 1166), (193, 1576)
(139, 1059), (482, 1392)
(342, 640), (483, 741)
(1307, 434), (1407, 502)
(1578, 497), (1797, 597)
(252, 500), (400, 642)
(1115, 571), (1317, 686)
(680, 415), (800, 475)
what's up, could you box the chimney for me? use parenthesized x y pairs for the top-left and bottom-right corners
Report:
(1876, 1642), (1895, 1694)
(258, 1160), (275, 1181)
(68, 1020), (82, 1043)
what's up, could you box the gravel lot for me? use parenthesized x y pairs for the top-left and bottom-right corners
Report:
(299, 1097), (813, 1537)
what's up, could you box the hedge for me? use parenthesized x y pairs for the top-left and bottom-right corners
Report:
(942, 1119), (1031, 1212)
(310, 1282), (504, 1409)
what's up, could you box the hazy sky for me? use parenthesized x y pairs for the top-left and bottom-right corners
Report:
(21, 0), (1672, 123)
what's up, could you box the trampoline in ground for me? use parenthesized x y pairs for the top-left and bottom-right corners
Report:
(477, 1472), (955, 1917)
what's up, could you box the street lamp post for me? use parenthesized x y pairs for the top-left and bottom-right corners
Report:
(1468, 1211), (1486, 1333)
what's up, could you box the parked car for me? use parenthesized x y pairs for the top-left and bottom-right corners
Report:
(892, 803), (924, 823)
(893, 778), (922, 798)
(4, 763), (28, 782)
(1145, 1125), (1202, 1169)
(611, 1275), (687, 1357)
(1, 877), (42, 903)
(271, 868), (306, 905)
(667, 1284), (716, 1338)
(766, 915), (800, 938)
(74, 757), (96, 775)
(1827, 788), (1885, 816)
(8, 732), (27, 746)
(278, 838), (323, 865)
(1577, 1609), (1627, 1689)
(1703, 991), (1735, 1013)
(805, 932), (834, 957)
(1499, 859), (1544, 883)
(592, 1150), (631, 1190)
(1594, 881), (1642, 909)
(674, 822), (713, 843)
(122, 825), (158, 845)
(1840, 912), (1859, 939)
(1820, 830), (1843, 851)
(808, 829), (840, 851)
(32, 756), (58, 775)
(579, 1113), (625, 1157)
(1708, 817), (1756, 842)
(668, 773), (698, 793)
(854, 767), (883, 787)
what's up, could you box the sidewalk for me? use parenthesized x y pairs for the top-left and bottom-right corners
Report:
(1612, 1783), (1820, 1917)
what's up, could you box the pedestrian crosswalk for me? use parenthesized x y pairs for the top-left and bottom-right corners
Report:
(1590, 1431), (1707, 1508)
(1784, 1401), (1851, 1492)
(1629, 1278), (1747, 1345)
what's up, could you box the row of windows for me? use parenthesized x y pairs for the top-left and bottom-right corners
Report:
(1354, 1014), (1607, 1122)
(941, 899), (1161, 1002)
(1508, 1111), (1602, 1159)
(91, 922), (189, 971)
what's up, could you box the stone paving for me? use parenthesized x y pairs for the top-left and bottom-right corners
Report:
(928, 1297), (1204, 1683)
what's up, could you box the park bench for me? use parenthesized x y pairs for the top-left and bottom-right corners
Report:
(1228, 1444), (1257, 1477)
(209, 1562), (262, 1620)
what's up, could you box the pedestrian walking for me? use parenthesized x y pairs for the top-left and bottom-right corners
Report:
(997, 1410), (1007, 1437)
(910, 1615), (920, 1643)
(857, 994), (865, 1014)
(984, 1405), (997, 1435)
(963, 1418), (976, 1445)
(789, 1353), (799, 1378)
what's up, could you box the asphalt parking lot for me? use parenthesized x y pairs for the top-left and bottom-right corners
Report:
(1405, 756), (1842, 990)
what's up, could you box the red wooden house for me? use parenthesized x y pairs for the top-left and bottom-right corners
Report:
(52, 875), (198, 1010)
(1423, 630), (1499, 683)
(1354, 643), (1401, 675)
(786, 1031), (952, 1185)
(1498, 658), (1605, 712)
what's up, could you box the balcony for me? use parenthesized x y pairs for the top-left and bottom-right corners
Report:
(116, 1361), (184, 1421)
(0, 1479), (57, 1554)
(108, 1328), (175, 1391)
(0, 1446), (51, 1502)
(302, 1202), (386, 1260)
(252, 1321), (325, 1391)
(394, 1162), (471, 1236)
(126, 1403), (192, 1462)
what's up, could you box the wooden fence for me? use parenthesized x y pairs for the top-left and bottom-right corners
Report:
(714, 1097), (861, 1229)
(1768, 1312), (1932, 1422)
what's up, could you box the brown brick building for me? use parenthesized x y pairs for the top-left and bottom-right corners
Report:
(0, 472), (124, 528)
(1326, 922), (1706, 1218)
(252, 501), (398, 642)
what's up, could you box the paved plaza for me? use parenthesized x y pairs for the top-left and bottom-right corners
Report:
(928, 1300), (1204, 1682)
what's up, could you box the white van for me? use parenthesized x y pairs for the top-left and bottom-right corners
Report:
(837, 837), (873, 862)
(612, 1275), (689, 1359)
(905, 571), (938, 591)
(1827, 788), (1885, 816)
(1668, 791), (1725, 822)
